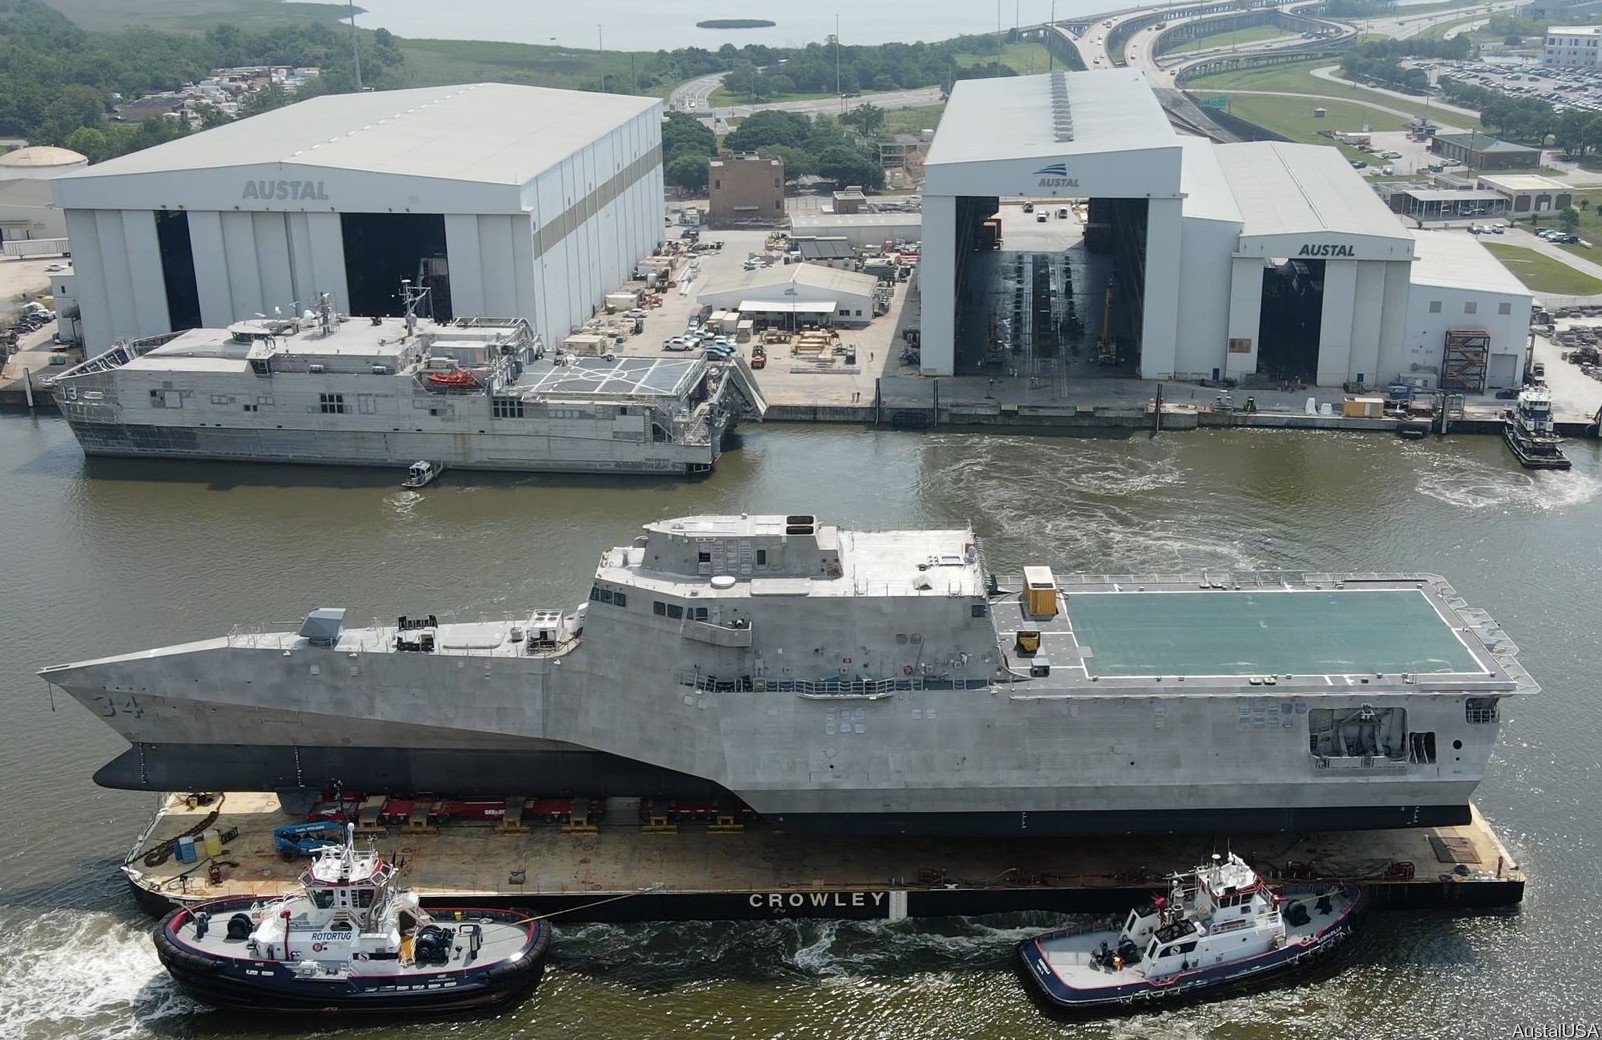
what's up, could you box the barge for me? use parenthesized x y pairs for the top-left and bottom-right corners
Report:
(121, 792), (1524, 922)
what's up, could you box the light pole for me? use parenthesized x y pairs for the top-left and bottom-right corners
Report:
(598, 25), (605, 92)
(835, 15), (842, 114)
(348, 0), (362, 92)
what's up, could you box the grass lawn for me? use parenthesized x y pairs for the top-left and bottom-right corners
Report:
(1213, 94), (1406, 157)
(1415, 14), (1491, 40)
(1166, 24), (1294, 55)
(881, 103), (944, 137)
(1185, 58), (1483, 130)
(397, 38), (644, 92)
(1482, 243), (1602, 295)
(954, 40), (1053, 76)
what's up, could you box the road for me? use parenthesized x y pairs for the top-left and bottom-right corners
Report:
(667, 74), (944, 127)
(668, 73), (726, 113)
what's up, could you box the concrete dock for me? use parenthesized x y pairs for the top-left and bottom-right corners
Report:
(124, 792), (1523, 922)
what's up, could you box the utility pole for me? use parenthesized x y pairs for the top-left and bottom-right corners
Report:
(348, 0), (362, 92)
(1049, 0), (1055, 71)
(835, 15), (842, 114)
(598, 25), (605, 92)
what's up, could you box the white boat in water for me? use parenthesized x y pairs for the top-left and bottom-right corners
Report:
(47, 292), (766, 476)
(1502, 385), (1570, 470)
(1018, 852), (1363, 1012)
(401, 460), (443, 488)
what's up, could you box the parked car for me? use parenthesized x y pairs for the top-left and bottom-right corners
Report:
(1350, 160), (1368, 169)
(663, 337), (694, 351)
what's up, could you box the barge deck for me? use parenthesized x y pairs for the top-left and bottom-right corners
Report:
(123, 793), (1523, 921)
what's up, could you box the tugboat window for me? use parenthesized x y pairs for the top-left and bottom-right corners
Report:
(310, 890), (334, 909)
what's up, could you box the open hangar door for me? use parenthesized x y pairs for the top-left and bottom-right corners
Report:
(341, 212), (451, 320)
(1256, 257), (1324, 385)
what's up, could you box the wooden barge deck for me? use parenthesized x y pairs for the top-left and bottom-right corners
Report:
(121, 793), (1523, 922)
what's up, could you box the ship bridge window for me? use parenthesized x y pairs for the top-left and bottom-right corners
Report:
(653, 601), (667, 616)
(310, 889), (334, 909)
(756, 549), (768, 566)
(355, 889), (375, 909)
(971, 603), (988, 618)
(492, 397), (525, 419)
(590, 587), (615, 604)
(320, 393), (346, 415)
(1465, 697), (1499, 724)
(666, 603), (684, 620)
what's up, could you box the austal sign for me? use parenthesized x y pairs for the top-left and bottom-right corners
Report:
(242, 179), (330, 201)
(1297, 244), (1356, 257)
(1034, 163), (1079, 190)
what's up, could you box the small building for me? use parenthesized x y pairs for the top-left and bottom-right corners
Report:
(831, 186), (868, 214)
(1430, 132), (1542, 171)
(792, 237), (857, 268)
(1475, 173), (1574, 214)
(707, 153), (785, 226)
(0, 179), (66, 242)
(1398, 230), (1532, 392)
(789, 212), (922, 250)
(1544, 25), (1602, 66)
(1382, 186), (1508, 221)
(696, 262), (881, 328)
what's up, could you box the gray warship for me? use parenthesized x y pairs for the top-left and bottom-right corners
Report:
(47, 294), (766, 475)
(40, 516), (1536, 837)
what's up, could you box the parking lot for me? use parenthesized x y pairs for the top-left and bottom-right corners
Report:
(1411, 57), (1602, 116)
(595, 226), (907, 408)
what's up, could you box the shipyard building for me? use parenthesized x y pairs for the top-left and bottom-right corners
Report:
(919, 70), (1532, 391)
(51, 83), (664, 352)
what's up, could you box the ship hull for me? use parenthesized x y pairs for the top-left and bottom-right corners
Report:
(1502, 424), (1571, 470)
(94, 742), (1471, 837)
(65, 420), (719, 475)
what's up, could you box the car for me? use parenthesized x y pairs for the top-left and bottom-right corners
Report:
(625, 308), (648, 319)
(663, 337), (693, 351)
(1381, 150), (1403, 159)
(1381, 165), (1395, 175)
(1350, 160), (1368, 169)
(1468, 225), (1484, 234)
(1037, 212), (1048, 222)
(1553, 232), (1579, 243)
(1495, 387), (1520, 399)
(1491, 225), (1505, 235)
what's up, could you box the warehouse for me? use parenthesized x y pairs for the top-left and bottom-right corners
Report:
(917, 69), (1514, 389)
(52, 83), (663, 352)
(1401, 230), (1532, 392)
(697, 263), (881, 327)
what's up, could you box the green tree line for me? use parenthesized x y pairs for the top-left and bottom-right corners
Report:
(0, 0), (404, 162)
(1337, 37), (1472, 95)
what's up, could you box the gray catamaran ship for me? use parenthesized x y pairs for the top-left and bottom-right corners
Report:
(41, 516), (1536, 837)
(47, 294), (766, 475)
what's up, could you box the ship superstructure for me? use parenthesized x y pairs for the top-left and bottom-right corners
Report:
(47, 296), (766, 475)
(41, 516), (1536, 837)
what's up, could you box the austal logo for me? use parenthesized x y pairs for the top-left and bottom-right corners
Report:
(1034, 163), (1079, 189)
(242, 179), (329, 201)
(1297, 244), (1355, 257)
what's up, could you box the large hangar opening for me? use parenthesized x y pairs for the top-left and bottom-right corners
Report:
(1257, 257), (1324, 383)
(340, 212), (451, 320)
(919, 69), (1185, 382)
(154, 210), (202, 332)
(949, 192), (1146, 380)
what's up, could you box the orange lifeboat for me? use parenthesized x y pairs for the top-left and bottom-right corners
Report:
(426, 369), (479, 387)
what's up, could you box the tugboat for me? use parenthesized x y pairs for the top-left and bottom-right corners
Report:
(1017, 853), (1362, 1013)
(153, 826), (550, 1014)
(1503, 385), (1571, 470)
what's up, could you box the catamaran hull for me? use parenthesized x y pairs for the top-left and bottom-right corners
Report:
(65, 420), (722, 474)
(92, 741), (1471, 837)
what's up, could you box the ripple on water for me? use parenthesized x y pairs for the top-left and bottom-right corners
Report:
(1413, 452), (1602, 511)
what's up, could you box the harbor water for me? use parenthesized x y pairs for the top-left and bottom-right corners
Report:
(2, 413), (1600, 1039)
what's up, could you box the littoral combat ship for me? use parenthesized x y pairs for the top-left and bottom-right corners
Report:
(42, 516), (1536, 837)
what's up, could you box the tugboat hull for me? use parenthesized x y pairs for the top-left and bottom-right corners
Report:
(154, 901), (550, 1015)
(1018, 882), (1364, 1013)
(1503, 425), (1572, 470)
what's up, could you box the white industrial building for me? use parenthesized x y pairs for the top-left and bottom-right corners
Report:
(919, 69), (1530, 390)
(1404, 230), (1532, 391)
(697, 263), (880, 326)
(1545, 26), (1602, 66)
(51, 83), (663, 352)
(789, 212), (922, 250)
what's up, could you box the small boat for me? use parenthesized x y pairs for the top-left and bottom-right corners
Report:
(425, 368), (480, 387)
(1395, 419), (1430, 440)
(1017, 852), (1362, 1013)
(1503, 386), (1571, 470)
(401, 460), (444, 489)
(152, 826), (550, 1014)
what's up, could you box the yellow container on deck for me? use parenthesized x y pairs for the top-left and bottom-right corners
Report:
(1022, 566), (1058, 619)
(202, 827), (223, 857)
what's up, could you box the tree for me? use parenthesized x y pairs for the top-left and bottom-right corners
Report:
(64, 126), (111, 163)
(1561, 206), (1581, 231)
(665, 154), (709, 193)
(725, 109), (812, 151)
(765, 144), (815, 178)
(840, 102), (885, 136)
(815, 144), (882, 189)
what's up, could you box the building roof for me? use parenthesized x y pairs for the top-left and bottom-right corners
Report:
(1401, 188), (1508, 202)
(790, 213), (922, 230)
(794, 238), (856, 260)
(924, 69), (1174, 167)
(1177, 136), (1241, 225)
(1433, 132), (1540, 155)
(57, 84), (658, 185)
(0, 179), (56, 207)
(1408, 229), (1532, 295)
(699, 262), (878, 303)
(0, 145), (86, 169)
(1216, 142), (1410, 241)
(1548, 24), (1602, 33)
(1476, 173), (1570, 192)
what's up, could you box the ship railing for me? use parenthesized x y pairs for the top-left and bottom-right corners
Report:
(673, 672), (945, 697)
(1311, 753), (1409, 771)
(49, 332), (182, 381)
